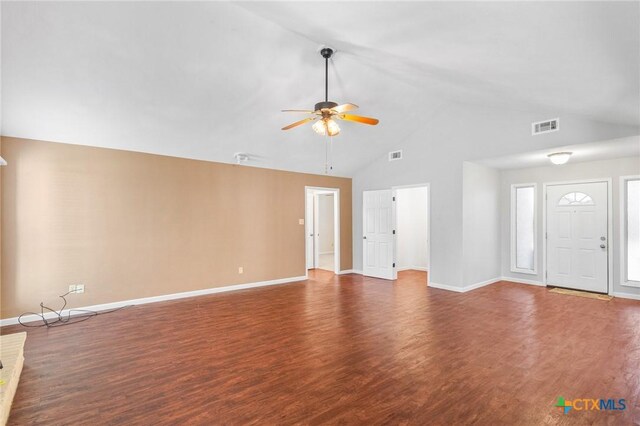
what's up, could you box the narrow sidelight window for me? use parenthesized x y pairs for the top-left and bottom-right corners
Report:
(622, 177), (640, 285)
(511, 184), (537, 274)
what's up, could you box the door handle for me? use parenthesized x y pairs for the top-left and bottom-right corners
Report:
(363, 236), (367, 240)
(600, 244), (606, 249)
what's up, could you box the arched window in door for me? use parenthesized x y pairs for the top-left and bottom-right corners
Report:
(558, 192), (594, 206)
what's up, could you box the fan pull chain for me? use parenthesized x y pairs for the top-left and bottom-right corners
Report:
(324, 134), (335, 175)
(324, 135), (328, 174)
(329, 135), (334, 173)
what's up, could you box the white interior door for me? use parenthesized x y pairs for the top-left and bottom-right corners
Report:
(546, 182), (608, 293)
(363, 190), (395, 279)
(305, 192), (314, 269)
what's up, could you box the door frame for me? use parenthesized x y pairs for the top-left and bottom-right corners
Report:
(391, 183), (431, 287)
(305, 191), (315, 270)
(542, 178), (613, 295)
(313, 193), (320, 268)
(305, 186), (340, 276)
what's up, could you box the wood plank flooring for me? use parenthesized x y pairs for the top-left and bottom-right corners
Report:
(2, 269), (640, 425)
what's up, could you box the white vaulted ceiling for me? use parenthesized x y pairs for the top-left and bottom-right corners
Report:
(1, 1), (638, 175)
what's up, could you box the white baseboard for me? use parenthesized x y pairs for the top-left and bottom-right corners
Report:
(429, 277), (501, 293)
(429, 282), (465, 292)
(500, 276), (545, 286)
(0, 275), (307, 327)
(613, 292), (640, 301)
(397, 266), (428, 272)
(465, 277), (502, 292)
(430, 277), (640, 301)
(337, 269), (362, 275)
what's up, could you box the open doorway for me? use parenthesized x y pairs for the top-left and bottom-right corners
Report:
(362, 184), (430, 284)
(393, 185), (429, 284)
(305, 187), (340, 274)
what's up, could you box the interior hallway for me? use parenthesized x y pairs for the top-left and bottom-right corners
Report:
(317, 253), (334, 272)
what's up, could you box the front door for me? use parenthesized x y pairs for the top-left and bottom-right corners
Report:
(363, 190), (395, 279)
(546, 182), (608, 293)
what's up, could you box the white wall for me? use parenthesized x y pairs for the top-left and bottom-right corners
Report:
(352, 100), (639, 289)
(396, 186), (428, 271)
(500, 155), (640, 297)
(317, 194), (335, 254)
(462, 162), (501, 286)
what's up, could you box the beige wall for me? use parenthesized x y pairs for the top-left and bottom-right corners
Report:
(0, 137), (352, 319)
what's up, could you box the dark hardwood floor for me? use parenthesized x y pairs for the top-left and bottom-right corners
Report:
(2, 269), (639, 425)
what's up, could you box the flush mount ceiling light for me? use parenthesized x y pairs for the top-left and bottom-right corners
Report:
(281, 47), (379, 136)
(547, 152), (572, 165)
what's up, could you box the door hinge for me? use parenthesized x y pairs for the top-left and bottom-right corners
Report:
(393, 230), (396, 234)
(393, 263), (396, 268)
(393, 196), (396, 201)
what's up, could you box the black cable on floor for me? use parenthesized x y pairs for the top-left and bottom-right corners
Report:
(18, 291), (132, 328)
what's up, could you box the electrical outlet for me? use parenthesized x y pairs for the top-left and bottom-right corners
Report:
(299, 218), (304, 225)
(69, 285), (76, 293)
(238, 267), (243, 274)
(75, 284), (85, 294)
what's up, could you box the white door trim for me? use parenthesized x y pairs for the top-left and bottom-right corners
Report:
(542, 178), (613, 295)
(305, 191), (315, 269)
(391, 183), (431, 287)
(305, 186), (341, 276)
(313, 193), (320, 268)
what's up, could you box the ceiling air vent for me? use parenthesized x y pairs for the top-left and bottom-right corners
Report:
(532, 118), (559, 135)
(389, 150), (403, 161)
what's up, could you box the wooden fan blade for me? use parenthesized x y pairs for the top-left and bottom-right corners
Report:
(282, 109), (316, 113)
(339, 114), (379, 125)
(331, 103), (359, 113)
(282, 117), (314, 130)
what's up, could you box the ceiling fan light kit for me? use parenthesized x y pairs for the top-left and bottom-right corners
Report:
(281, 47), (379, 136)
(312, 117), (340, 136)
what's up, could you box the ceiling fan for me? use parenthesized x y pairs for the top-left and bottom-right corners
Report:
(281, 47), (379, 136)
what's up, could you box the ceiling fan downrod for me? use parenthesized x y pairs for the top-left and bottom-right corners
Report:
(315, 48), (337, 111)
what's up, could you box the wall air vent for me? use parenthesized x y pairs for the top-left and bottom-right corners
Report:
(388, 150), (403, 161)
(532, 118), (559, 135)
